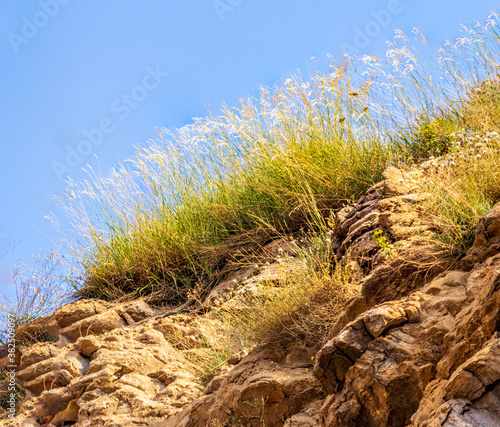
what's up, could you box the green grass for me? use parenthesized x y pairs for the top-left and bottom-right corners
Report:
(45, 13), (500, 305)
(60, 61), (397, 304)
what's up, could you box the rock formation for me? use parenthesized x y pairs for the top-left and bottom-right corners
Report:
(2, 163), (500, 426)
(0, 300), (232, 426)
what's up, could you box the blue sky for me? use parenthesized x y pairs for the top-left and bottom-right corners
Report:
(1, 1), (498, 299)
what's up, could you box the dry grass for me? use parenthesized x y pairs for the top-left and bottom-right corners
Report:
(463, 79), (500, 131)
(216, 232), (361, 349)
(417, 131), (500, 257)
(154, 314), (245, 386)
(0, 251), (72, 348)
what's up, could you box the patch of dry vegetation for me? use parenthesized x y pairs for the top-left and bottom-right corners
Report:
(417, 131), (500, 257)
(215, 232), (360, 349)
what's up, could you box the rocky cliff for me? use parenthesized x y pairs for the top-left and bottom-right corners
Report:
(2, 163), (500, 426)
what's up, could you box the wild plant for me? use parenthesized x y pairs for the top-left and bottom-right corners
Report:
(0, 250), (73, 347)
(45, 12), (500, 303)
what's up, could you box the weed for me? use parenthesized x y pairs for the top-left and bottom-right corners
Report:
(372, 230), (395, 259)
(413, 120), (453, 158)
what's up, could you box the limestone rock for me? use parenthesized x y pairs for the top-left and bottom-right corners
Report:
(2, 299), (231, 426)
(283, 399), (323, 427)
(165, 343), (322, 427)
(5, 167), (500, 427)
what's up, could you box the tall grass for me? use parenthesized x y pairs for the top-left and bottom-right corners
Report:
(0, 251), (73, 347)
(59, 62), (394, 303)
(55, 13), (500, 304)
(418, 131), (500, 257)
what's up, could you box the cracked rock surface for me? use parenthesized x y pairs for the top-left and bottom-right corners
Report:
(161, 168), (500, 426)
(1, 300), (229, 427)
(3, 166), (500, 426)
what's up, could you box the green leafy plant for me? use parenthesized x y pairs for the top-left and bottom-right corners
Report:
(372, 230), (395, 259)
(413, 120), (453, 158)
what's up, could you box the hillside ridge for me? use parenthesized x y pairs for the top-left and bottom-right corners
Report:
(3, 158), (500, 426)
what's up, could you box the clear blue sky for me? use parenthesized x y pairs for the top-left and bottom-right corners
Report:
(1, 1), (498, 298)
